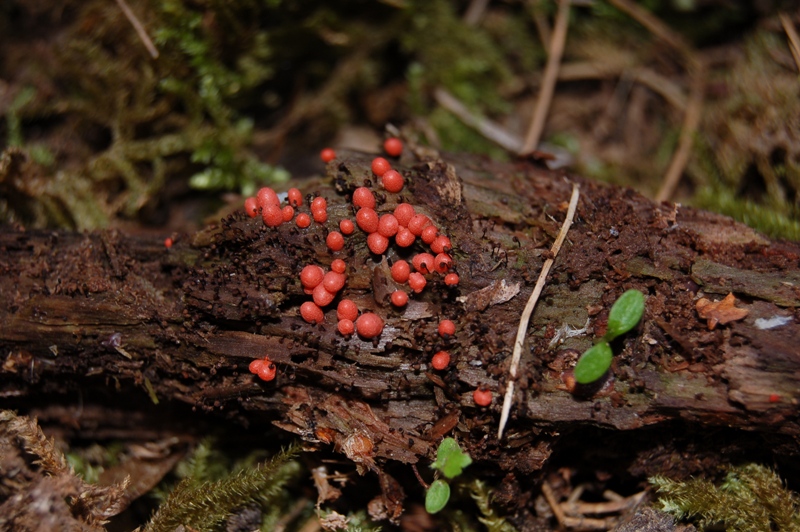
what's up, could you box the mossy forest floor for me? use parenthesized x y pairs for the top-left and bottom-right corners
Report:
(0, 1), (799, 531)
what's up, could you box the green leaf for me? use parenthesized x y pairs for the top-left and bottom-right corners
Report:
(573, 341), (613, 384)
(425, 479), (450, 514)
(604, 289), (645, 341)
(430, 437), (472, 479)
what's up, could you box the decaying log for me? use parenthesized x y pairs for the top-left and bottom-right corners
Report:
(1, 150), (799, 518)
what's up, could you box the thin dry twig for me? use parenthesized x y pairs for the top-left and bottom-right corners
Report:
(521, 0), (571, 154)
(527, 0), (552, 53)
(434, 88), (523, 152)
(780, 13), (800, 72)
(498, 183), (579, 440)
(115, 0), (159, 59)
(542, 481), (567, 529)
(607, 0), (690, 54)
(655, 63), (704, 202)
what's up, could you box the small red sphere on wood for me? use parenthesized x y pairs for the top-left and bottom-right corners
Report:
(390, 290), (408, 307)
(408, 272), (427, 293)
(356, 312), (384, 339)
(381, 169), (404, 193)
(300, 301), (324, 324)
(383, 137), (403, 157)
(378, 214), (399, 237)
(438, 320), (456, 337)
(371, 157), (391, 176)
(287, 187), (303, 207)
(282, 205), (295, 222)
(356, 208), (379, 233)
(367, 232), (389, 255)
(473, 387), (492, 407)
(262, 204), (284, 227)
(444, 273), (460, 286)
(431, 351), (450, 370)
(300, 265), (325, 289)
(244, 197), (258, 218)
(391, 260), (411, 283)
(326, 231), (345, 251)
(338, 319), (355, 336)
(352, 187), (376, 209)
(339, 219), (355, 235)
(320, 148), (336, 163)
(296, 213), (311, 228)
(257, 361), (277, 382)
(395, 228), (415, 247)
(331, 259), (346, 274)
(394, 203), (415, 226)
(337, 299), (358, 321)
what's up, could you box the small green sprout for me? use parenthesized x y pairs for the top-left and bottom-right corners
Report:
(574, 289), (645, 384)
(425, 479), (451, 514)
(425, 438), (472, 514)
(430, 437), (473, 479)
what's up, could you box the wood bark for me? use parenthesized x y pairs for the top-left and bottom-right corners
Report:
(1, 151), (799, 517)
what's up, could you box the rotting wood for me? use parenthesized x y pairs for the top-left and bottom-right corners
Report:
(1, 151), (799, 518)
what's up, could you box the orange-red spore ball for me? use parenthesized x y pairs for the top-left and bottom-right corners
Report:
(473, 387), (492, 407)
(431, 235), (452, 254)
(408, 214), (431, 236)
(383, 137), (403, 157)
(331, 259), (346, 274)
(356, 208), (379, 233)
(338, 319), (355, 336)
(337, 299), (358, 321)
(356, 312), (384, 339)
(444, 273), (460, 286)
(320, 148), (336, 163)
(244, 197), (258, 218)
(395, 228), (415, 248)
(371, 157), (391, 176)
(312, 209), (328, 223)
(257, 361), (277, 382)
(311, 196), (327, 213)
(322, 271), (346, 294)
(282, 205), (295, 222)
(394, 203), (415, 226)
(164, 237), (173, 249)
(262, 204), (284, 227)
(300, 301), (325, 324)
(326, 231), (345, 252)
(391, 290), (408, 307)
(431, 351), (450, 370)
(421, 225), (438, 244)
(287, 187), (303, 207)
(296, 213), (311, 228)
(381, 169), (404, 193)
(391, 260), (411, 283)
(378, 214), (399, 238)
(367, 232), (389, 255)
(339, 219), (355, 235)
(257, 187), (280, 209)
(434, 253), (453, 273)
(352, 187), (376, 209)
(412, 253), (435, 275)
(408, 272), (427, 293)
(438, 320), (456, 338)
(249, 359), (264, 374)
(300, 265), (325, 289)
(313, 283), (336, 307)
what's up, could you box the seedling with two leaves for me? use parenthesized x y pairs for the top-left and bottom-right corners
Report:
(425, 437), (472, 514)
(573, 289), (645, 384)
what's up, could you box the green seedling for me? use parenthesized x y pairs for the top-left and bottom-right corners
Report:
(430, 437), (473, 479)
(425, 479), (451, 514)
(425, 438), (472, 514)
(574, 289), (645, 384)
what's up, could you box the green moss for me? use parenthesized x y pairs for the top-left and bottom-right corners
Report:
(144, 442), (301, 532)
(651, 463), (800, 531)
